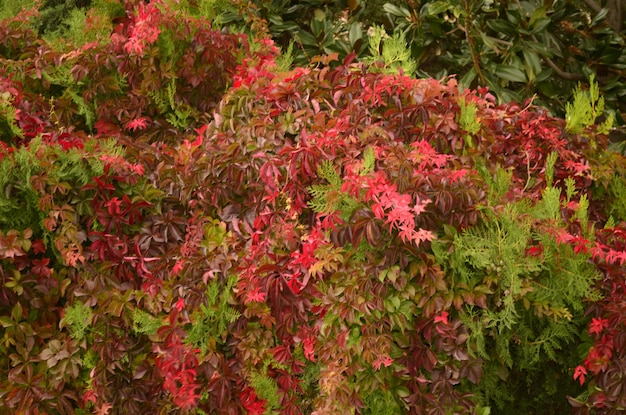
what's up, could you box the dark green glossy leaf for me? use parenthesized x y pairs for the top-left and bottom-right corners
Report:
(590, 7), (609, 26)
(523, 49), (542, 81)
(296, 29), (319, 47)
(529, 18), (551, 35)
(427, 1), (450, 16)
(480, 32), (501, 53)
(528, 5), (548, 28)
(496, 65), (528, 83)
(349, 22), (362, 47)
(310, 19), (324, 38)
(535, 68), (553, 83)
(486, 19), (517, 37)
(526, 40), (555, 57)
(460, 66), (478, 89)
(383, 3), (411, 18)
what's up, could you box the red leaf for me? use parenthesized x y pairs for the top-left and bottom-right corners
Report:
(434, 311), (449, 325)
(124, 117), (149, 132)
(589, 317), (609, 336)
(573, 365), (587, 386)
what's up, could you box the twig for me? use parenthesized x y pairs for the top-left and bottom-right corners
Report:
(543, 56), (585, 81)
(460, 1), (486, 86)
(530, 34), (584, 81)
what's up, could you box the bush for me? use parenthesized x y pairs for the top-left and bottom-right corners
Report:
(2, 1), (626, 414)
(224, 0), (626, 127)
(192, 52), (625, 414)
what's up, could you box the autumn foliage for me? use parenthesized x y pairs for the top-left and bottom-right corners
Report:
(1, 1), (626, 414)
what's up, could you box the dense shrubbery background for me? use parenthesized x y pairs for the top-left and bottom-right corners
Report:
(1, 1), (626, 414)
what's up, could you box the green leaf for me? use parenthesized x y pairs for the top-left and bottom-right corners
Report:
(599, 47), (622, 64)
(496, 65), (527, 83)
(395, 386), (410, 398)
(590, 7), (609, 26)
(529, 18), (551, 35)
(11, 302), (22, 322)
(522, 49), (542, 82)
(526, 40), (554, 57)
(269, 21), (300, 33)
(427, 1), (450, 15)
(497, 87), (523, 104)
(383, 3), (411, 18)
(506, 7), (522, 25)
(480, 32), (500, 54)
(582, 65), (595, 79)
(313, 8), (325, 22)
(528, 6), (547, 28)
(460, 67), (478, 89)
(349, 22), (362, 47)
(296, 30), (318, 47)
(535, 69), (553, 83)
(0, 316), (14, 328)
(310, 19), (324, 38)
(486, 19), (517, 36)
(267, 14), (284, 26)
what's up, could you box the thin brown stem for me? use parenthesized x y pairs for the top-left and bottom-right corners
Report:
(530, 34), (584, 81)
(461, 0), (486, 86)
(543, 56), (585, 81)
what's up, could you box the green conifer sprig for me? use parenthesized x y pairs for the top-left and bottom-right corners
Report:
(565, 74), (613, 134)
(67, 89), (95, 129)
(275, 41), (295, 72)
(250, 369), (280, 412)
(185, 275), (241, 355)
(475, 362), (516, 409)
(364, 25), (416, 76)
(0, 91), (23, 139)
(608, 175), (626, 221)
(182, 0), (239, 25)
(308, 160), (359, 220)
(132, 309), (163, 336)
(477, 162), (512, 205)
(458, 97), (481, 138)
(308, 148), (375, 221)
(62, 301), (93, 340)
(150, 78), (196, 129)
(545, 151), (557, 188)
(362, 389), (401, 415)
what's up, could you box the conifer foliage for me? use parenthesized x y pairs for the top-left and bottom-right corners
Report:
(1, 1), (626, 414)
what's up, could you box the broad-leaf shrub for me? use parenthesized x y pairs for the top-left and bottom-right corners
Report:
(0, 1), (266, 413)
(0, 0), (246, 146)
(190, 54), (625, 414)
(2, 3), (626, 415)
(0, 138), (160, 413)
